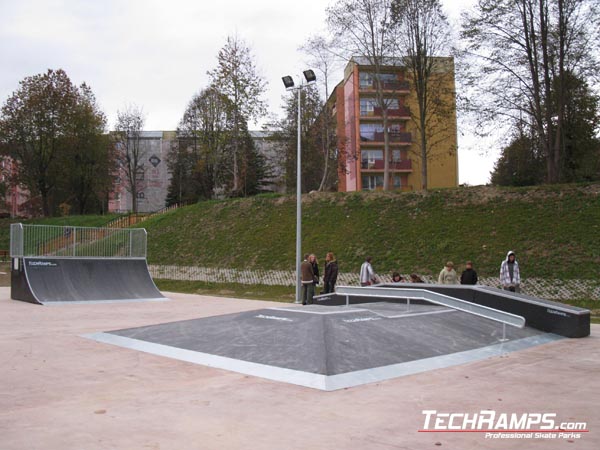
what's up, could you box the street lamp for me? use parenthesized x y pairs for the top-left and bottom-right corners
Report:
(282, 69), (316, 304)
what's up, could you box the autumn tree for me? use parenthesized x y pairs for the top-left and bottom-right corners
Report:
(114, 105), (145, 214)
(0, 69), (111, 216)
(461, 0), (600, 183)
(167, 87), (233, 203)
(392, 0), (455, 190)
(273, 86), (333, 193)
(300, 35), (341, 191)
(208, 35), (268, 195)
(61, 84), (114, 214)
(326, 0), (404, 190)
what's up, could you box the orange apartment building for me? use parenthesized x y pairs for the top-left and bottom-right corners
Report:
(334, 57), (458, 192)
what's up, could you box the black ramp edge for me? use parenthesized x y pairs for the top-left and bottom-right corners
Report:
(12, 257), (165, 304)
(317, 283), (590, 338)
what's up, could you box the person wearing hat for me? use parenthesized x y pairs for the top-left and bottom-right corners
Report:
(438, 261), (459, 284)
(460, 261), (478, 285)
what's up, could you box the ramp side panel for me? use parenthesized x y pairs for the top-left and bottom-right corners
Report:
(21, 258), (165, 303)
(10, 258), (43, 304)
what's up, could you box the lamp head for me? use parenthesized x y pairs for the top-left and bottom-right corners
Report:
(282, 75), (295, 89)
(303, 70), (316, 83)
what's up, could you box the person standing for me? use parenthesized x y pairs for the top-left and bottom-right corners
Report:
(309, 254), (319, 288)
(301, 254), (315, 305)
(500, 251), (521, 293)
(438, 261), (459, 284)
(323, 252), (338, 294)
(460, 261), (478, 285)
(359, 256), (377, 286)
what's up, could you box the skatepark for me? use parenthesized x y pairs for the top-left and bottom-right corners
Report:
(1, 224), (599, 449)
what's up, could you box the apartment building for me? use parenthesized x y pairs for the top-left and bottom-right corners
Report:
(334, 57), (458, 192)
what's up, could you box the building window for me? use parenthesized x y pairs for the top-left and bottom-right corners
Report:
(392, 150), (402, 163)
(359, 72), (373, 88)
(361, 149), (383, 169)
(361, 174), (383, 190)
(360, 98), (376, 116)
(359, 123), (402, 141)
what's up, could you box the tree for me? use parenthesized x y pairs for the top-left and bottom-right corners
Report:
(556, 72), (600, 182)
(62, 84), (114, 214)
(491, 127), (545, 186)
(208, 35), (268, 195)
(114, 105), (145, 214)
(0, 69), (111, 216)
(300, 35), (342, 191)
(392, 0), (455, 190)
(274, 86), (331, 193)
(326, 0), (404, 190)
(168, 87), (233, 203)
(0, 69), (79, 216)
(461, 0), (600, 183)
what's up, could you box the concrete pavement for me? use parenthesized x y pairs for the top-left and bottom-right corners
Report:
(1, 287), (598, 449)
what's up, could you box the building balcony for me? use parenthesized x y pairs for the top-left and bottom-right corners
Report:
(372, 106), (410, 117)
(360, 131), (412, 143)
(360, 159), (412, 171)
(360, 80), (410, 92)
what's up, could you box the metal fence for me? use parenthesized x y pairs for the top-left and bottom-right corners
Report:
(10, 223), (147, 259)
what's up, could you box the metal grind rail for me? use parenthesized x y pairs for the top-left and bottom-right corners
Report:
(335, 286), (526, 340)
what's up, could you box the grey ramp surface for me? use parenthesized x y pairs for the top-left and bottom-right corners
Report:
(22, 258), (165, 303)
(93, 302), (558, 389)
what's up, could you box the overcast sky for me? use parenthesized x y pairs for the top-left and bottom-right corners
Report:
(0, 0), (495, 185)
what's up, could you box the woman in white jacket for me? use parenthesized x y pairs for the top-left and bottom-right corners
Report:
(500, 251), (520, 293)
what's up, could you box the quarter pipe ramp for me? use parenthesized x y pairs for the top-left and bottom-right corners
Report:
(11, 257), (166, 304)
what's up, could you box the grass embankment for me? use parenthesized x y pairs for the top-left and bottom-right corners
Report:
(142, 184), (600, 280)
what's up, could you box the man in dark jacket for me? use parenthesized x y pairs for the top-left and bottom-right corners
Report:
(323, 252), (338, 294)
(460, 261), (478, 285)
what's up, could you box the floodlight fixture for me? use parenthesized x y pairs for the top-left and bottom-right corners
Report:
(303, 70), (317, 83)
(282, 76), (295, 89)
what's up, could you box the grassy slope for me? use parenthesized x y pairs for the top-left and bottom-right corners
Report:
(142, 184), (600, 280)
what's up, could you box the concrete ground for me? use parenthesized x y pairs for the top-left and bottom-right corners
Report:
(1, 287), (598, 450)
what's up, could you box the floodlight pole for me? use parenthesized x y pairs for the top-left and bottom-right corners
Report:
(282, 72), (315, 304)
(295, 83), (302, 304)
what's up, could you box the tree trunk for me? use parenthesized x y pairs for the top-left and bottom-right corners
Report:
(420, 123), (428, 191)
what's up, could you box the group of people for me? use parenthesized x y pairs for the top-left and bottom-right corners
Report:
(436, 251), (521, 292)
(300, 250), (522, 305)
(300, 252), (338, 305)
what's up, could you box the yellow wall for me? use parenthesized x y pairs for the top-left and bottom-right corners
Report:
(404, 57), (458, 190)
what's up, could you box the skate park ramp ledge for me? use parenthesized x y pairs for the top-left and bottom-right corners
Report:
(84, 285), (588, 391)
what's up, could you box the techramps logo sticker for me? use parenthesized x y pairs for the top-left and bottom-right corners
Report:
(27, 260), (58, 268)
(419, 410), (588, 440)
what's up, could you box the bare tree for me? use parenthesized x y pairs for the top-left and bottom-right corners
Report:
(208, 35), (267, 194)
(392, 0), (455, 190)
(114, 105), (145, 213)
(326, 0), (404, 190)
(300, 35), (342, 191)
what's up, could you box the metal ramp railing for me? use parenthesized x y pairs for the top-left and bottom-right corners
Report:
(335, 286), (526, 340)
